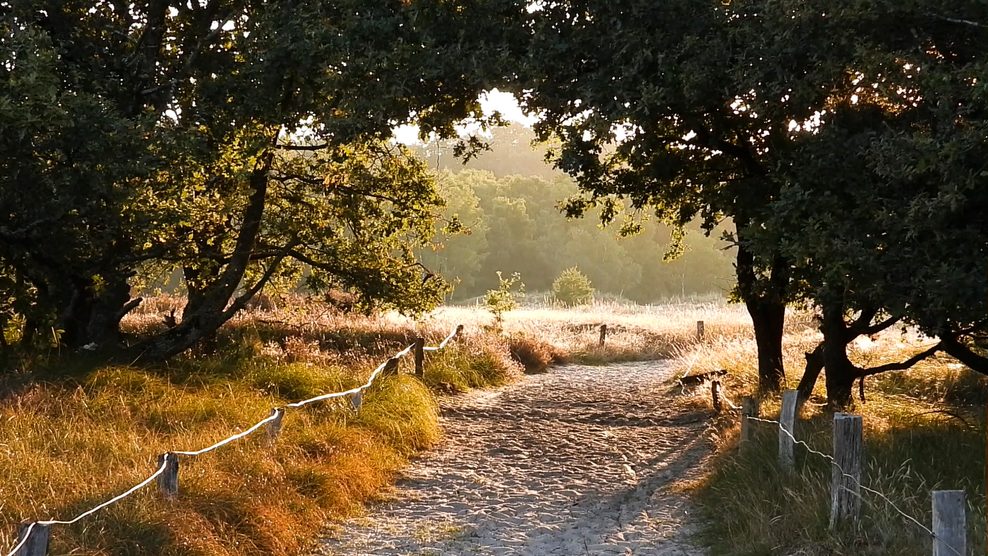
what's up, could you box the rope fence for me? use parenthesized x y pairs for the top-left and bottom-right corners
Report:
(727, 387), (968, 556)
(4, 325), (464, 556)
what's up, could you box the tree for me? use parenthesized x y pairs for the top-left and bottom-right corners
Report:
(765, 27), (988, 406)
(0, 1), (524, 359)
(517, 0), (816, 391)
(552, 267), (594, 306)
(516, 0), (988, 401)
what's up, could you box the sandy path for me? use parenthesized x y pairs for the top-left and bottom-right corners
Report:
(315, 361), (710, 556)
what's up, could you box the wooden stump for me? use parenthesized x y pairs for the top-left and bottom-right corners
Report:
(14, 522), (49, 556)
(266, 408), (285, 445)
(414, 337), (425, 377)
(158, 453), (179, 499)
(740, 396), (758, 450)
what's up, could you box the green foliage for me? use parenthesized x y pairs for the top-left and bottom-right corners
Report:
(551, 267), (594, 307)
(484, 271), (524, 327)
(0, 1), (515, 358)
(419, 168), (734, 302)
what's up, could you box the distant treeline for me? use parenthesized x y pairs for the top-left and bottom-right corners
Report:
(417, 168), (734, 302)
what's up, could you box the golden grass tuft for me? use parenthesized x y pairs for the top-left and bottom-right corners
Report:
(507, 334), (562, 374)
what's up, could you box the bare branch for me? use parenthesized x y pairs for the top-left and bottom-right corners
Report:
(859, 342), (943, 377)
(927, 13), (988, 29)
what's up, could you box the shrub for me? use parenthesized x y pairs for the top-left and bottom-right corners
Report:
(484, 271), (524, 328)
(551, 267), (594, 306)
(508, 334), (561, 374)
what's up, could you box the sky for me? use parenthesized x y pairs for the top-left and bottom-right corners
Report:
(392, 89), (535, 145)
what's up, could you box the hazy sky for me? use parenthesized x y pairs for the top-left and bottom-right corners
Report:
(393, 89), (534, 144)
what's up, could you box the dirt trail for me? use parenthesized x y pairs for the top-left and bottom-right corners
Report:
(316, 361), (711, 556)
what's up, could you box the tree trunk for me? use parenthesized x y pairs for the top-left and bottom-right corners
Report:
(128, 154), (275, 361)
(736, 241), (787, 392)
(748, 297), (786, 391)
(821, 302), (858, 409)
(796, 343), (825, 403)
(60, 272), (132, 349)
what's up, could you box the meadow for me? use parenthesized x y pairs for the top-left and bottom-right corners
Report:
(0, 296), (983, 555)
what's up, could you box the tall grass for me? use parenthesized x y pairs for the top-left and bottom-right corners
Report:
(681, 318), (988, 555)
(0, 304), (520, 556)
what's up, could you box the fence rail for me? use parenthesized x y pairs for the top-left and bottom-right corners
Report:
(4, 326), (464, 556)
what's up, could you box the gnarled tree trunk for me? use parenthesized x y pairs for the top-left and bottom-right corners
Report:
(736, 242), (787, 392)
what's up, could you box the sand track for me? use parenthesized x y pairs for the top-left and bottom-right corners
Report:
(316, 361), (710, 556)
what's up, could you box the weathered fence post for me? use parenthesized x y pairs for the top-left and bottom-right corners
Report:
(266, 408), (284, 445)
(779, 390), (798, 471)
(740, 396), (758, 450)
(696, 320), (705, 342)
(711, 380), (723, 413)
(829, 413), (863, 528)
(158, 452), (179, 499)
(414, 337), (425, 377)
(599, 324), (607, 347)
(932, 490), (966, 556)
(13, 522), (50, 556)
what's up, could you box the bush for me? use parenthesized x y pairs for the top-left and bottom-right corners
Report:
(508, 334), (561, 374)
(551, 267), (594, 306)
(484, 271), (524, 327)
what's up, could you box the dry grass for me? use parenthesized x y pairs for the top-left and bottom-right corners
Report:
(413, 300), (756, 364)
(678, 314), (988, 555)
(8, 294), (982, 555)
(0, 300), (521, 556)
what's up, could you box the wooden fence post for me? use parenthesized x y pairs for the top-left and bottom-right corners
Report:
(599, 324), (607, 347)
(779, 390), (798, 471)
(696, 320), (705, 342)
(711, 380), (723, 413)
(14, 522), (50, 556)
(740, 396), (758, 450)
(932, 490), (966, 556)
(158, 453), (179, 499)
(829, 413), (863, 528)
(266, 408), (284, 445)
(414, 337), (425, 377)
(381, 356), (401, 377)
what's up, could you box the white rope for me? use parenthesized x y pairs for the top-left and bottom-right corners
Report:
(3, 326), (463, 555)
(423, 327), (462, 352)
(172, 411), (281, 457)
(747, 416), (964, 556)
(5, 456), (171, 556)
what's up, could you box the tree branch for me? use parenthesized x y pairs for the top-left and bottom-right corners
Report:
(927, 13), (988, 29)
(940, 336), (988, 376)
(275, 143), (329, 151)
(859, 342), (943, 377)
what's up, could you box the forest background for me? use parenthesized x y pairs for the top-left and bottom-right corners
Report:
(414, 124), (734, 303)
